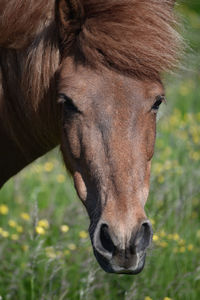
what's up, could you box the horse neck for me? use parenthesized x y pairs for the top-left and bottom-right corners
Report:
(0, 47), (61, 187)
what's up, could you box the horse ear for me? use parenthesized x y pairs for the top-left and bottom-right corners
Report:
(56, 0), (84, 49)
(57, 0), (84, 24)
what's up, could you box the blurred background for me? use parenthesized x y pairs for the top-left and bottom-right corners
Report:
(0, 1), (200, 299)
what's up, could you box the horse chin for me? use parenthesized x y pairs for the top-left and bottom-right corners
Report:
(93, 248), (146, 275)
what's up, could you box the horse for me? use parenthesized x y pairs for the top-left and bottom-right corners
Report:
(0, 0), (182, 274)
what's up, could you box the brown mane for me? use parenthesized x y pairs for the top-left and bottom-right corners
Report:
(0, 0), (182, 108)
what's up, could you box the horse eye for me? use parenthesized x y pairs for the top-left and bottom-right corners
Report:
(151, 95), (165, 112)
(58, 93), (81, 114)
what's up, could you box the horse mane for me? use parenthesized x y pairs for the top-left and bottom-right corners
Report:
(0, 0), (182, 109)
(0, 0), (59, 110)
(0, 0), (55, 49)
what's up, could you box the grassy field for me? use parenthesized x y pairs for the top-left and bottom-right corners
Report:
(0, 4), (200, 300)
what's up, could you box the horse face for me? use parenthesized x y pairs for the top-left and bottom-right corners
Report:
(58, 59), (164, 274)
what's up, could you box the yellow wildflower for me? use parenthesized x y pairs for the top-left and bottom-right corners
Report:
(8, 220), (17, 228)
(178, 239), (185, 246)
(64, 249), (70, 256)
(11, 234), (19, 241)
(172, 233), (180, 241)
(60, 225), (69, 233)
(47, 252), (57, 259)
(159, 230), (166, 237)
(45, 246), (54, 252)
(57, 174), (65, 183)
(167, 234), (173, 240)
(159, 241), (168, 248)
(153, 234), (159, 242)
(45, 247), (56, 259)
(44, 162), (54, 172)
(35, 226), (46, 235)
(158, 175), (164, 184)
(163, 297), (173, 300)
(179, 246), (186, 253)
(193, 135), (200, 144)
(68, 243), (77, 251)
(190, 151), (200, 161)
(20, 212), (30, 221)
(1, 230), (9, 238)
(0, 204), (9, 215)
(145, 297), (153, 300)
(188, 244), (194, 251)
(79, 230), (88, 239)
(16, 226), (23, 233)
(38, 219), (49, 229)
(22, 245), (29, 252)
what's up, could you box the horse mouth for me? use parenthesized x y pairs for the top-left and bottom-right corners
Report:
(93, 248), (146, 275)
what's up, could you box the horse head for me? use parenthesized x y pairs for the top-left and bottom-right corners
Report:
(56, 0), (180, 274)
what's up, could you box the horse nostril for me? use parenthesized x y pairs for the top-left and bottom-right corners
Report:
(100, 224), (115, 254)
(135, 221), (153, 252)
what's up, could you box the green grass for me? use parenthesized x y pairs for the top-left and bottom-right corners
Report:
(0, 73), (200, 300)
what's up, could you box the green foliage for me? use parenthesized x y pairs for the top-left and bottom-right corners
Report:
(182, 1), (200, 14)
(178, 0), (200, 51)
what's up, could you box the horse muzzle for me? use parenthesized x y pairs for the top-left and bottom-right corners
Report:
(91, 220), (152, 274)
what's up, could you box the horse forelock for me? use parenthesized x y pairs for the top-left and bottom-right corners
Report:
(58, 0), (183, 79)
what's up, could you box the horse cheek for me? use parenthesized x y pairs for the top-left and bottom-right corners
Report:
(73, 171), (87, 203)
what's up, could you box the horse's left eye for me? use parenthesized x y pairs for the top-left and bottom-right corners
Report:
(151, 95), (165, 112)
(58, 93), (81, 114)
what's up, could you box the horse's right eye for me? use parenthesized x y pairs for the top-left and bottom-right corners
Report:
(151, 95), (165, 112)
(58, 93), (81, 114)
